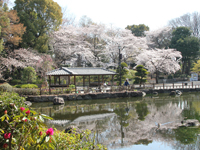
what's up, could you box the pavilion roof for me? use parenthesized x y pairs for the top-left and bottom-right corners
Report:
(46, 67), (117, 76)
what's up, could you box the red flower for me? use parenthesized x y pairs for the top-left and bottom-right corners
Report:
(46, 128), (54, 136)
(20, 107), (25, 112)
(4, 133), (11, 139)
(3, 143), (8, 149)
(26, 110), (30, 115)
(39, 131), (42, 136)
(4, 110), (7, 114)
(24, 119), (27, 122)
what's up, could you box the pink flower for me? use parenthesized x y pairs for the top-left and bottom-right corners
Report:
(46, 128), (54, 136)
(26, 110), (30, 115)
(3, 143), (8, 149)
(4, 133), (11, 139)
(20, 107), (25, 112)
(24, 119), (27, 122)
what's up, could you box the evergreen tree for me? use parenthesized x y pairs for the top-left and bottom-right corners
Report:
(14, 0), (62, 53)
(170, 27), (200, 75)
(134, 65), (148, 87)
(115, 62), (129, 85)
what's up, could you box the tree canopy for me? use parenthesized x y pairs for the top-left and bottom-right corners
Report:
(170, 27), (200, 75)
(125, 24), (149, 37)
(14, 0), (63, 53)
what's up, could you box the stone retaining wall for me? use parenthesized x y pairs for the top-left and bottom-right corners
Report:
(26, 91), (143, 102)
(26, 88), (200, 102)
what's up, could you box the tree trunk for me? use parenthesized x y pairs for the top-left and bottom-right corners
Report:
(155, 71), (159, 84)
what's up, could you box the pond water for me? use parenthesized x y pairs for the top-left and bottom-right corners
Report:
(31, 92), (200, 150)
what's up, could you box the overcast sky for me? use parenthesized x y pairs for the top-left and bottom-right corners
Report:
(10, 0), (200, 31)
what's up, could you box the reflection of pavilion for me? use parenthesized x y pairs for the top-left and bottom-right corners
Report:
(48, 113), (115, 127)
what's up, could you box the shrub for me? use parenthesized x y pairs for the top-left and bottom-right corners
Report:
(9, 79), (22, 85)
(22, 67), (37, 83)
(13, 88), (39, 96)
(21, 84), (38, 88)
(0, 83), (13, 92)
(0, 92), (106, 149)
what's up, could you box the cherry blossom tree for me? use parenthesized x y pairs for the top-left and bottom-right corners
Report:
(49, 25), (95, 67)
(136, 48), (182, 83)
(104, 26), (148, 67)
(0, 48), (51, 81)
(145, 27), (173, 49)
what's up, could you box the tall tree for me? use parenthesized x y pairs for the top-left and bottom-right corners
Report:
(169, 12), (200, 38)
(170, 27), (200, 75)
(14, 0), (62, 53)
(145, 27), (172, 49)
(136, 49), (182, 83)
(0, 0), (26, 53)
(125, 24), (149, 37)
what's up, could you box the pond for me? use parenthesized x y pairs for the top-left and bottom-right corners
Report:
(31, 92), (200, 150)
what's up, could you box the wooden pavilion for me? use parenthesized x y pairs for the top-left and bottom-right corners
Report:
(46, 67), (117, 93)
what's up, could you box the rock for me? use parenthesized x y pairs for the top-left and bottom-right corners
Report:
(176, 90), (182, 95)
(53, 97), (65, 105)
(180, 119), (200, 127)
(24, 101), (32, 107)
(169, 91), (176, 95)
(64, 125), (80, 134)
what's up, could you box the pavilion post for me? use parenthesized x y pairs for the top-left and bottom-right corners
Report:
(98, 75), (100, 89)
(49, 76), (51, 95)
(54, 76), (56, 85)
(83, 76), (85, 87)
(89, 76), (90, 87)
(59, 76), (61, 85)
(68, 76), (70, 85)
(74, 75), (76, 93)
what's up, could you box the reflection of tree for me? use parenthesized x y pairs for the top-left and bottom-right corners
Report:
(134, 139), (153, 145)
(173, 127), (200, 145)
(135, 102), (149, 121)
(114, 106), (131, 146)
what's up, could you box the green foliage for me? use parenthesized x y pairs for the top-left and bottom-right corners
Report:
(14, 0), (62, 52)
(22, 67), (37, 83)
(20, 84), (38, 88)
(134, 65), (148, 86)
(13, 88), (39, 96)
(192, 60), (200, 73)
(0, 92), (106, 149)
(125, 24), (149, 37)
(9, 79), (22, 85)
(170, 27), (200, 75)
(0, 83), (13, 92)
(115, 62), (129, 85)
(135, 102), (149, 121)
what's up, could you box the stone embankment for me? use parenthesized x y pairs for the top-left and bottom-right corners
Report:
(26, 91), (143, 102)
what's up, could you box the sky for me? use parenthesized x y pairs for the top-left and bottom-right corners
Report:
(10, 0), (200, 31)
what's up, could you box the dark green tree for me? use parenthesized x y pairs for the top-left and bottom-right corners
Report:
(125, 24), (149, 37)
(135, 102), (149, 121)
(22, 66), (36, 83)
(115, 62), (129, 85)
(14, 0), (63, 53)
(170, 27), (200, 75)
(134, 65), (148, 87)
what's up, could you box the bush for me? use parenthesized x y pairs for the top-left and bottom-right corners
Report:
(0, 83), (13, 92)
(13, 88), (39, 96)
(9, 79), (21, 85)
(22, 67), (37, 83)
(21, 84), (38, 88)
(0, 92), (106, 149)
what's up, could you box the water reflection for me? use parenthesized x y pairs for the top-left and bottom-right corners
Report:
(31, 93), (200, 150)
